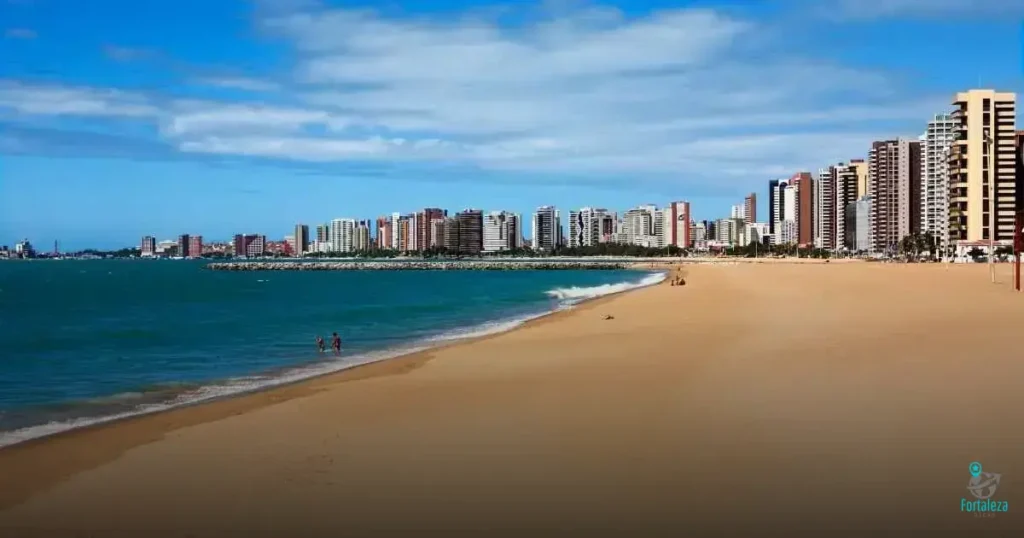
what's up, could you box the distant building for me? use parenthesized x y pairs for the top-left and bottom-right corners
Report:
(14, 239), (34, 258)
(141, 236), (156, 257)
(294, 225), (309, 257)
(743, 193), (757, 225)
(456, 210), (483, 255)
(176, 234), (191, 258)
(233, 234), (265, 258)
(850, 195), (873, 252)
(443, 216), (460, 252)
(790, 172), (815, 247)
(531, 206), (561, 252)
(329, 219), (356, 253)
(188, 236), (203, 258)
(375, 216), (392, 250)
(430, 218), (446, 248)
(869, 138), (921, 254)
(919, 113), (957, 246)
(354, 221), (371, 251)
(663, 201), (691, 248)
(415, 208), (446, 252)
(483, 211), (519, 253)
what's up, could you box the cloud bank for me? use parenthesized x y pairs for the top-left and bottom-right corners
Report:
(0, 2), (955, 185)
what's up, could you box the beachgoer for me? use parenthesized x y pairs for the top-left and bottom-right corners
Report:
(316, 336), (325, 353)
(331, 332), (341, 355)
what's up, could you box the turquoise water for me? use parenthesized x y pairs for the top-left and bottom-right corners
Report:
(0, 259), (663, 445)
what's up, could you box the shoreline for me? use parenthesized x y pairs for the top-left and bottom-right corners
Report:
(0, 269), (668, 452)
(0, 272), (657, 511)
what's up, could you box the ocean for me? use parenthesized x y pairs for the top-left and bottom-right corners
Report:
(0, 259), (664, 446)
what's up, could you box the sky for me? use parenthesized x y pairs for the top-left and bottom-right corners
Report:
(1, 0), (1023, 250)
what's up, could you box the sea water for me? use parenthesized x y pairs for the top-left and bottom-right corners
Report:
(0, 259), (664, 446)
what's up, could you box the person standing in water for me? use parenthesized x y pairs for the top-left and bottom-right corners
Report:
(316, 335), (325, 354)
(331, 332), (341, 355)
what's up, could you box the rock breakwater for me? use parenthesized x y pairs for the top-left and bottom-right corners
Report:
(206, 261), (633, 271)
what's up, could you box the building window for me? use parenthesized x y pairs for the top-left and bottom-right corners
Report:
(983, 99), (991, 111)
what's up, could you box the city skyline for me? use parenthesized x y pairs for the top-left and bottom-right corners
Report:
(2, 0), (1023, 250)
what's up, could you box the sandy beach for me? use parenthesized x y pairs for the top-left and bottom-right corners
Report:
(2, 261), (1023, 537)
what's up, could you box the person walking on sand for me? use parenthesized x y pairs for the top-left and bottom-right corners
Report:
(331, 332), (342, 355)
(316, 335), (325, 354)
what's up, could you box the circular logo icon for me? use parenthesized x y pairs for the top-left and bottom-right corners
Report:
(970, 461), (983, 477)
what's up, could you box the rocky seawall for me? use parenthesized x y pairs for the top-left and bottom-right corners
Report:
(206, 261), (633, 271)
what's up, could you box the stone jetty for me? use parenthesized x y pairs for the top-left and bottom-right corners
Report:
(206, 260), (633, 271)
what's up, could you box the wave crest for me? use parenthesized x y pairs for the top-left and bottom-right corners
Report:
(545, 272), (666, 302)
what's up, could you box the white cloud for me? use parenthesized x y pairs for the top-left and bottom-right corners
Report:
(193, 76), (281, 92)
(0, 80), (157, 117)
(0, 4), (949, 184)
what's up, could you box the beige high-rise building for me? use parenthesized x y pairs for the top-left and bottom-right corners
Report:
(852, 159), (869, 198)
(948, 90), (1017, 245)
(869, 139), (920, 254)
(834, 162), (861, 251)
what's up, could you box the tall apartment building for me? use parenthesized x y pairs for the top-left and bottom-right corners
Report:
(663, 201), (691, 248)
(532, 206), (561, 252)
(743, 193), (757, 225)
(768, 179), (780, 236)
(141, 236), (156, 257)
(833, 162), (862, 251)
(483, 211), (519, 252)
(815, 166), (836, 250)
(397, 214), (418, 252)
(233, 234), (265, 258)
(443, 216), (460, 252)
(790, 172), (815, 247)
(415, 208), (446, 252)
(293, 225), (309, 257)
(730, 204), (745, 220)
(176, 234), (191, 258)
(329, 218), (356, 253)
(389, 213), (401, 250)
(948, 89), (1018, 245)
(869, 139), (921, 253)
(568, 208), (595, 248)
(456, 210), (483, 255)
(354, 221), (371, 251)
(374, 216), (392, 250)
(622, 205), (659, 247)
(430, 219), (446, 248)
(919, 114), (957, 245)
(770, 178), (790, 239)
(188, 235), (203, 258)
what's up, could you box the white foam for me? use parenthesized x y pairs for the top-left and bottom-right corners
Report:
(545, 271), (666, 302)
(0, 345), (427, 449)
(0, 271), (666, 449)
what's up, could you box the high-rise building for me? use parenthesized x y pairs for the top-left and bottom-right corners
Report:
(430, 218), (446, 248)
(622, 205), (659, 247)
(483, 211), (519, 253)
(177, 234), (191, 258)
(390, 213), (401, 250)
(790, 172), (815, 247)
(141, 236), (156, 257)
(456, 210), (483, 255)
(188, 235), (203, 258)
(948, 89), (1018, 246)
(375, 216), (392, 250)
(919, 114), (957, 245)
(815, 167), (836, 250)
(834, 162), (862, 252)
(443, 216), (460, 252)
(743, 193), (757, 225)
(768, 179), (779, 236)
(415, 208), (446, 252)
(869, 139), (921, 253)
(354, 221), (371, 251)
(730, 204), (745, 220)
(293, 225), (309, 257)
(662, 201), (691, 248)
(329, 219), (356, 253)
(531, 206), (560, 252)
(233, 234), (265, 258)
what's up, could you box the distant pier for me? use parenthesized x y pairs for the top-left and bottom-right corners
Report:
(206, 260), (634, 271)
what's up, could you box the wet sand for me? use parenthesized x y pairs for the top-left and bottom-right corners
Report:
(2, 261), (1023, 537)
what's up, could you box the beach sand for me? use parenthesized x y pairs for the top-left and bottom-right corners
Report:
(2, 261), (1024, 537)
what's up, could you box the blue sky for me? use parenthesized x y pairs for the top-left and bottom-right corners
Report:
(1, 0), (1022, 249)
